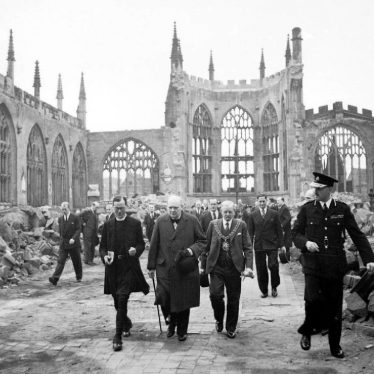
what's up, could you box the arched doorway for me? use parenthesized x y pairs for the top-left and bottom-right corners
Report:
(102, 138), (159, 200)
(72, 142), (87, 209)
(52, 134), (69, 205)
(27, 124), (47, 206)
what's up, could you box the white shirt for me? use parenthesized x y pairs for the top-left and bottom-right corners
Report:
(319, 198), (332, 209)
(223, 219), (233, 231)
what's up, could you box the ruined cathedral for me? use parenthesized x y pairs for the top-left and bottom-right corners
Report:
(1, 26), (373, 208)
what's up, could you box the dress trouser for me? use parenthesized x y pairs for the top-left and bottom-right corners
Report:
(83, 237), (95, 263)
(51, 246), (82, 282)
(298, 274), (343, 350)
(161, 306), (190, 336)
(255, 249), (280, 294)
(113, 294), (132, 335)
(209, 264), (241, 332)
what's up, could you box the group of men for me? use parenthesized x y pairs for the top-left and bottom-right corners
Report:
(47, 172), (374, 359)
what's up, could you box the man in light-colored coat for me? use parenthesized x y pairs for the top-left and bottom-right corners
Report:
(147, 195), (206, 341)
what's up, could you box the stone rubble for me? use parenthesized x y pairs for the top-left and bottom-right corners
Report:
(0, 206), (60, 287)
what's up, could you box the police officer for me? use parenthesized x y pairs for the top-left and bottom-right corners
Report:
(292, 172), (374, 359)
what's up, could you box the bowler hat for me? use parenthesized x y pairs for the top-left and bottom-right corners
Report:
(175, 251), (198, 275)
(310, 172), (338, 188)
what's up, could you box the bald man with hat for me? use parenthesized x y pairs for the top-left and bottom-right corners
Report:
(292, 172), (374, 359)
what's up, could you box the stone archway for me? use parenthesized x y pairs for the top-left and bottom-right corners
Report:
(314, 126), (367, 193)
(52, 134), (69, 205)
(0, 104), (17, 204)
(72, 142), (87, 209)
(102, 138), (159, 200)
(27, 124), (47, 206)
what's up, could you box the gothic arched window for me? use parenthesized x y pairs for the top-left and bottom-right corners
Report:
(192, 104), (212, 193)
(221, 106), (254, 194)
(0, 106), (15, 203)
(72, 142), (87, 209)
(52, 134), (69, 205)
(281, 96), (288, 190)
(262, 103), (279, 191)
(315, 126), (367, 193)
(27, 124), (47, 206)
(102, 138), (159, 200)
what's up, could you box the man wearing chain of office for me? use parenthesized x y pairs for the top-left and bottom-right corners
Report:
(201, 200), (254, 338)
(292, 172), (374, 359)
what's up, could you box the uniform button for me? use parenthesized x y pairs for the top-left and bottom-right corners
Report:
(325, 218), (327, 221)
(324, 227), (327, 230)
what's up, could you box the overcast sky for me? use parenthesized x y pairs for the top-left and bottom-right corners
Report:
(1, 0), (374, 133)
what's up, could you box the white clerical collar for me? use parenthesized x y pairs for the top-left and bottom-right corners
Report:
(319, 198), (332, 209)
(115, 214), (127, 222)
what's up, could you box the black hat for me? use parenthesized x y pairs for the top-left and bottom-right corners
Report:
(310, 172), (338, 188)
(175, 252), (198, 275)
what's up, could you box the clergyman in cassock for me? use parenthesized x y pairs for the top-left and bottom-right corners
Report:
(201, 200), (254, 338)
(147, 195), (206, 341)
(99, 196), (149, 352)
(292, 172), (374, 358)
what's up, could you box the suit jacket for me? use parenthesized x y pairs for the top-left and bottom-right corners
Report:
(191, 208), (204, 221)
(58, 213), (81, 250)
(200, 210), (222, 232)
(147, 211), (206, 312)
(202, 218), (253, 274)
(80, 208), (98, 241)
(246, 208), (284, 251)
(143, 212), (159, 240)
(99, 215), (149, 295)
(278, 204), (292, 248)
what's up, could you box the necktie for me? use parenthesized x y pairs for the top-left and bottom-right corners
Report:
(225, 222), (229, 233)
(64, 215), (67, 221)
(323, 203), (328, 213)
(261, 209), (265, 218)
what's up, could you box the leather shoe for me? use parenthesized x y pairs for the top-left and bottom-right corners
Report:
(76, 278), (82, 283)
(300, 334), (311, 351)
(260, 293), (268, 298)
(167, 325), (175, 338)
(215, 321), (223, 333)
(227, 331), (236, 339)
(49, 277), (57, 286)
(123, 331), (131, 338)
(271, 288), (278, 297)
(112, 335), (122, 352)
(177, 334), (187, 341)
(331, 346), (345, 359)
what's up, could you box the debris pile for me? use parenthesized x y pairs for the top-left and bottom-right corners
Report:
(0, 206), (60, 287)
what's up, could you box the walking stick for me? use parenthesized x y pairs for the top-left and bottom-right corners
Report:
(152, 277), (162, 334)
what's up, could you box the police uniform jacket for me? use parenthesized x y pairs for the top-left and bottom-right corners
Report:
(292, 199), (374, 279)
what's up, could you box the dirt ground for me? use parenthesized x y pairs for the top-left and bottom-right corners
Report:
(0, 258), (373, 374)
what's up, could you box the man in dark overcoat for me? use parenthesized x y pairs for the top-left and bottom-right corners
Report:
(200, 199), (222, 233)
(201, 200), (254, 338)
(143, 204), (159, 241)
(147, 195), (206, 341)
(49, 202), (82, 285)
(277, 197), (292, 261)
(191, 199), (204, 220)
(80, 201), (99, 265)
(292, 172), (374, 358)
(100, 196), (149, 352)
(245, 194), (285, 298)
